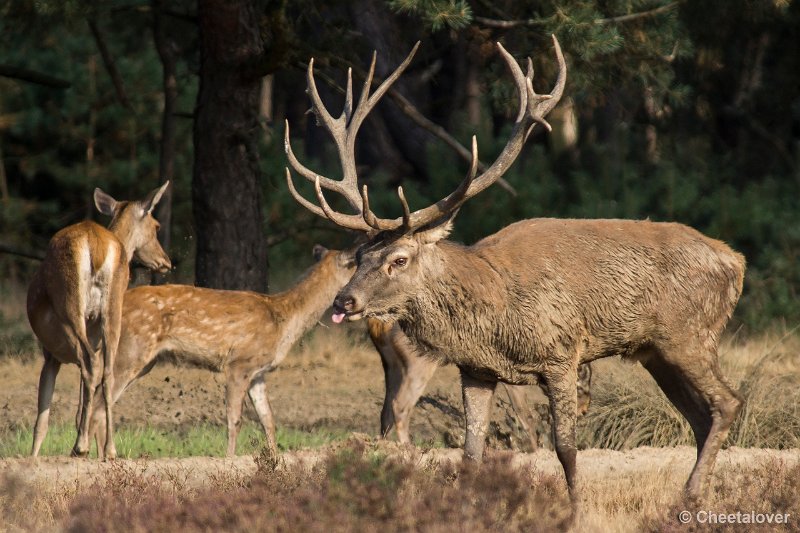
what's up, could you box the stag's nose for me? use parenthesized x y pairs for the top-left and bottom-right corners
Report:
(333, 294), (356, 313)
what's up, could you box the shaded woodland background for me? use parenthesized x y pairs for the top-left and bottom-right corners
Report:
(0, 0), (798, 329)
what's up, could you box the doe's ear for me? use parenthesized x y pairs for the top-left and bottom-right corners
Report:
(142, 180), (170, 215)
(94, 188), (118, 217)
(414, 210), (457, 244)
(312, 244), (328, 262)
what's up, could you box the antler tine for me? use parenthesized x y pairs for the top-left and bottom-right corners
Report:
(368, 42), (421, 108)
(313, 177), (373, 232)
(342, 68), (354, 123)
(306, 58), (337, 133)
(348, 43), (420, 137)
(496, 42), (530, 124)
(360, 184), (401, 231)
(349, 52), (377, 131)
(397, 186), (411, 230)
(526, 34), (566, 132)
(285, 167), (328, 219)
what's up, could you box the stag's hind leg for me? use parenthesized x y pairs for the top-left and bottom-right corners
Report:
(643, 349), (741, 499)
(542, 367), (579, 499)
(391, 354), (438, 444)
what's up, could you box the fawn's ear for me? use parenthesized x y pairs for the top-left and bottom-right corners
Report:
(312, 244), (328, 262)
(142, 181), (170, 215)
(94, 188), (118, 217)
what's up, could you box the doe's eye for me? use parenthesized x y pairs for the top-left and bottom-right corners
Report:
(393, 257), (408, 267)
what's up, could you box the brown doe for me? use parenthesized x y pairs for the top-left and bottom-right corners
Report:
(369, 319), (593, 448)
(285, 37), (745, 500)
(27, 182), (171, 459)
(88, 246), (355, 457)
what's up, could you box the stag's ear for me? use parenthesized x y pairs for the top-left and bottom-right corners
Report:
(312, 244), (328, 262)
(94, 188), (118, 217)
(414, 210), (457, 244)
(142, 181), (170, 215)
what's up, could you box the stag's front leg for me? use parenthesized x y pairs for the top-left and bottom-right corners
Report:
(460, 368), (497, 461)
(543, 368), (579, 499)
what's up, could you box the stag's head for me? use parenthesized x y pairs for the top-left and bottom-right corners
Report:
(285, 38), (566, 323)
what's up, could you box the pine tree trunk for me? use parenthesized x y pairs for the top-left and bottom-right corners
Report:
(152, 0), (176, 285)
(193, 0), (268, 291)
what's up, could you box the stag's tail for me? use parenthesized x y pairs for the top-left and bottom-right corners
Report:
(714, 244), (746, 324)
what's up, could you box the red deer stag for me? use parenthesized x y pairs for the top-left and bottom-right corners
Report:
(87, 246), (355, 457)
(27, 182), (171, 459)
(369, 319), (593, 448)
(285, 37), (745, 500)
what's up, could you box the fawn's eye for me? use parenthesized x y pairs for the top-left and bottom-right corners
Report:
(393, 257), (407, 267)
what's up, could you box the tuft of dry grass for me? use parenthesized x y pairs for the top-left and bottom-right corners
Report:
(645, 460), (800, 532)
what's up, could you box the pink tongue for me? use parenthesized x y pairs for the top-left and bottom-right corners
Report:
(331, 312), (346, 324)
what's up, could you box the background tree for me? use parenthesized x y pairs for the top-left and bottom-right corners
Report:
(192, 0), (269, 291)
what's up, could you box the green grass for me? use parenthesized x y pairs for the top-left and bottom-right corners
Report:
(0, 423), (351, 458)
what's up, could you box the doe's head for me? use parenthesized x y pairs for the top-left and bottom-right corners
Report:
(94, 181), (172, 273)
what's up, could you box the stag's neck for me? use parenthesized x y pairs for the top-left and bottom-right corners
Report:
(401, 242), (505, 359)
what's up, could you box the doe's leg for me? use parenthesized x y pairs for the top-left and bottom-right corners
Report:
(248, 373), (278, 457)
(32, 350), (61, 457)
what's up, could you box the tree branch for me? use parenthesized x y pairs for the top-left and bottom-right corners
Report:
(474, 1), (682, 29)
(0, 65), (71, 88)
(594, 1), (682, 25)
(0, 244), (45, 261)
(474, 16), (549, 29)
(87, 18), (132, 109)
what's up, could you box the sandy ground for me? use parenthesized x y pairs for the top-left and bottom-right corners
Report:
(0, 325), (558, 454)
(2, 445), (798, 496)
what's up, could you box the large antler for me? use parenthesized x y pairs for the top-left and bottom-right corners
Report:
(285, 36), (566, 234)
(285, 43), (420, 232)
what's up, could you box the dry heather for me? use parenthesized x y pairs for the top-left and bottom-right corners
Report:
(2, 440), (798, 533)
(11, 442), (572, 533)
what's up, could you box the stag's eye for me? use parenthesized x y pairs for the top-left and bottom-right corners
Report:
(393, 257), (408, 267)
